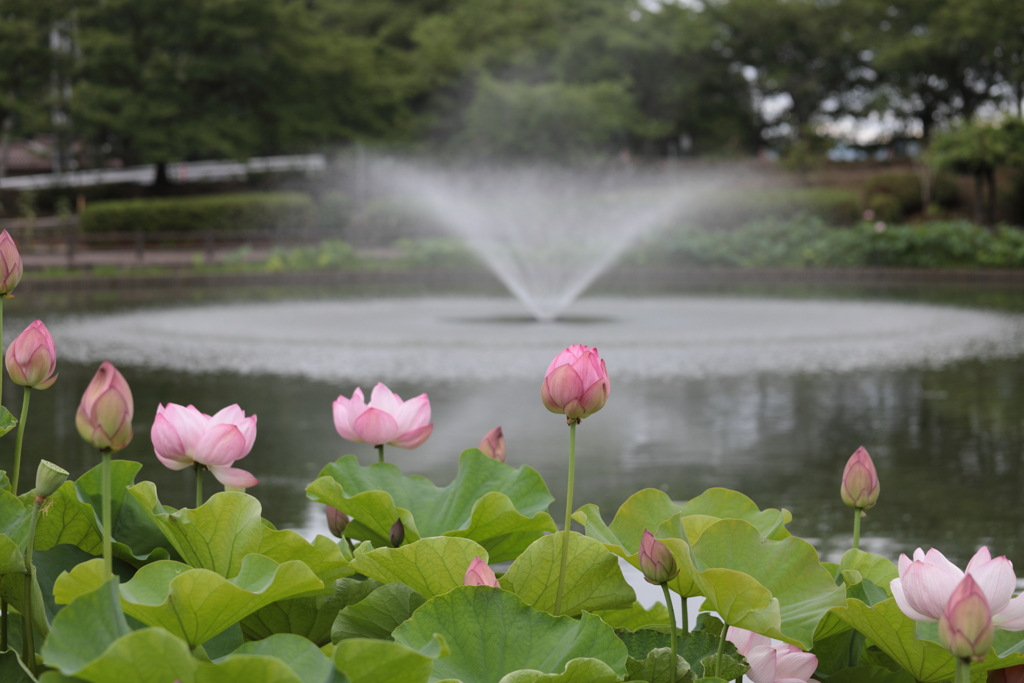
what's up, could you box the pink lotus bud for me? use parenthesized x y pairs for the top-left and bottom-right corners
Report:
(990, 665), (1024, 683)
(0, 230), (23, 296)
(75, 361), (134, 452)
(478, 426), (506, 463)
(151, 403), (259, 489)
(638, 529), (679, 585)
(540, 345), (610, 423)
(841, 446), (880, 510)
(390, 518), (405, 548)
(939, 575), (994, 662)
(333, 382), (433, 449)
(326, 506), (350, 538)
(464, 556), (500, 587)
(5, 320), (58, 389)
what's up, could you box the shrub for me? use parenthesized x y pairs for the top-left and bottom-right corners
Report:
(346, 198), (444, 246)
(319, 191), (352, 231)
(395, 238), (482, 269)
(864, 171), (922, 216)
(263, 239), (357, 271)
(867, 193), (902, 224)
(81, 192), (315, 234)
(693, 188), (862, 229)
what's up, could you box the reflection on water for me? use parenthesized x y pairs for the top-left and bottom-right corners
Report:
(2, 292), (1023, 571)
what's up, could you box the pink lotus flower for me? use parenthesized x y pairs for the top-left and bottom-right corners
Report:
(939, 574), (994, 662)
(326, 506), (350, 538)
(0, 230), (23, 296)
(333, 382), (432, 449)
(541, 345), (610, 422)
(464, 557), (500, 587)
(727, 627), (819, 683)
(479, 426), (506, 463)
(638, 529), (679, 585)
(840, 446), (880, 509)
(151, 403), (258, 488)
(891, 547), (1024, 630)
(75, 361), (134, 452)
(6, 320), (58, 389)
(990, 664), (1024, 683)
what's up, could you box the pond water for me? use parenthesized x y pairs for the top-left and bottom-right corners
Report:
(6, 287), (1024, 575)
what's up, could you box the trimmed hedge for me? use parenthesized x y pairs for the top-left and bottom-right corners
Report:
(693, 187), (862, 228)
(655, 218), (1024, 268)
(80, 192), (316, 233)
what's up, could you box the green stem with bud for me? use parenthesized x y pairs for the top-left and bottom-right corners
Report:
(955, 658), (971, 683)
(662, 583), (678, 681)
(21, 497), (41, 675)
(553, 421), (577, 617)
(195, 462), (204, 508)
(101, 451), (112, 580)
(715, 623), (728, 679)
(852, 508), (862, 551)
(376, 444), (384, 464)
(10, 388), (30, 494)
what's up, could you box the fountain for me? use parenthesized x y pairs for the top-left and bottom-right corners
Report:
(379, 160), (706, 321)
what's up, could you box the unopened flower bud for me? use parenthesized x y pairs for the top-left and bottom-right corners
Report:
(75, 361), (134, 452)
(35, 460), (69, 498)
(841, 446), (880, 510)
(541, 345), (610, 422)
(638, 529), (679, 585)
(464, 556), (500, 587)
(0, 230), (23, 296)
(390, 518), (405, 548)
(326, 506), (350, 538)
(939, 574), (994, 662)
(479, 426), (506, 463)
(989, 665), (1024, 683)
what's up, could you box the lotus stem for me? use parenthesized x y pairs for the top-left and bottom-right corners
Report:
(10, 387), (30, 494)
(715, 623), (727, 679)
(376, 444), (384, 464)
(681, 596), (689, 636)
(101, 451), (112, 580)
(195, 462), (203, 508)
(662, 583), (678, 681)
(955, 658), (971, 683)
(553, 421), (577, 616)
(0, 604), (5, 651)
(21, 497), (41, 675)
(852, 508), (862, 551)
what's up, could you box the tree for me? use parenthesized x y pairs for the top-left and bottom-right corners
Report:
(0, 0), (54, 177)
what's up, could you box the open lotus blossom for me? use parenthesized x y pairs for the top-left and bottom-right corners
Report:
(333, 382), (433, 448)
(541, 345), (610, 422)
(76, 361), (134, 452)
(727, 627), (819, 683)
(891, 547), (1024, 630)
(0, 229), (23, 296)
(5, 320), (58, 389)
(940, 574), (995, 662)
(478, 426), (506, 463)
(840, 446), (880, 510)
(464, 557), (500, 587)
(151, 403), (259, 488)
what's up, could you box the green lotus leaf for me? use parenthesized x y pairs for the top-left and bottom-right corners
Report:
(333, 582), (426, 642)
(838, 549), (898, 593)
(334, 634), (451, 683)
(595, 601), (670, 630)
(624, 647), (695, 683)
(128, 484), (350, 582)
(394, 586), (628, 682)
(54, 555), (324, 647)
(499, 531), (635, 617)
(833, 598), (1024, 682)
(349, 536), (488, 599)
(0, 470), (10, 493)
(677, 519), (845, 648)
(241, 577), (377, 645)
(0, 534), (25, 574)
(0, 650), (34, 683)
(227, 634), (335, 683)
(0, 406), (17, 437)
(306, 450), (556, 561)
(825, 666), (916, 683)
(498, 658), (622, 683)
(616, 628), (744, 680)
(34, 461), (175, 566)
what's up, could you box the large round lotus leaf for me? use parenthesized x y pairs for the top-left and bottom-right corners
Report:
(499, 531), (635, 617)
(129, 484), (349, 582)
(497, 658), (621, 683)
(241, 577), (377, 645)
(594, 601), (670, 630)
(348, 536), (488, 599)
(332, 581), (426, 642)
(393, 586), (627, 682)
(334, 634), (451, 683)
(306, 450), (556, 561)
(833, 598), (1024, 682)
(54, 555), (323, 648)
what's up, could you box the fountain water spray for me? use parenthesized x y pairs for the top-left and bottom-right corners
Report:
(378, 160), (704, 321)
